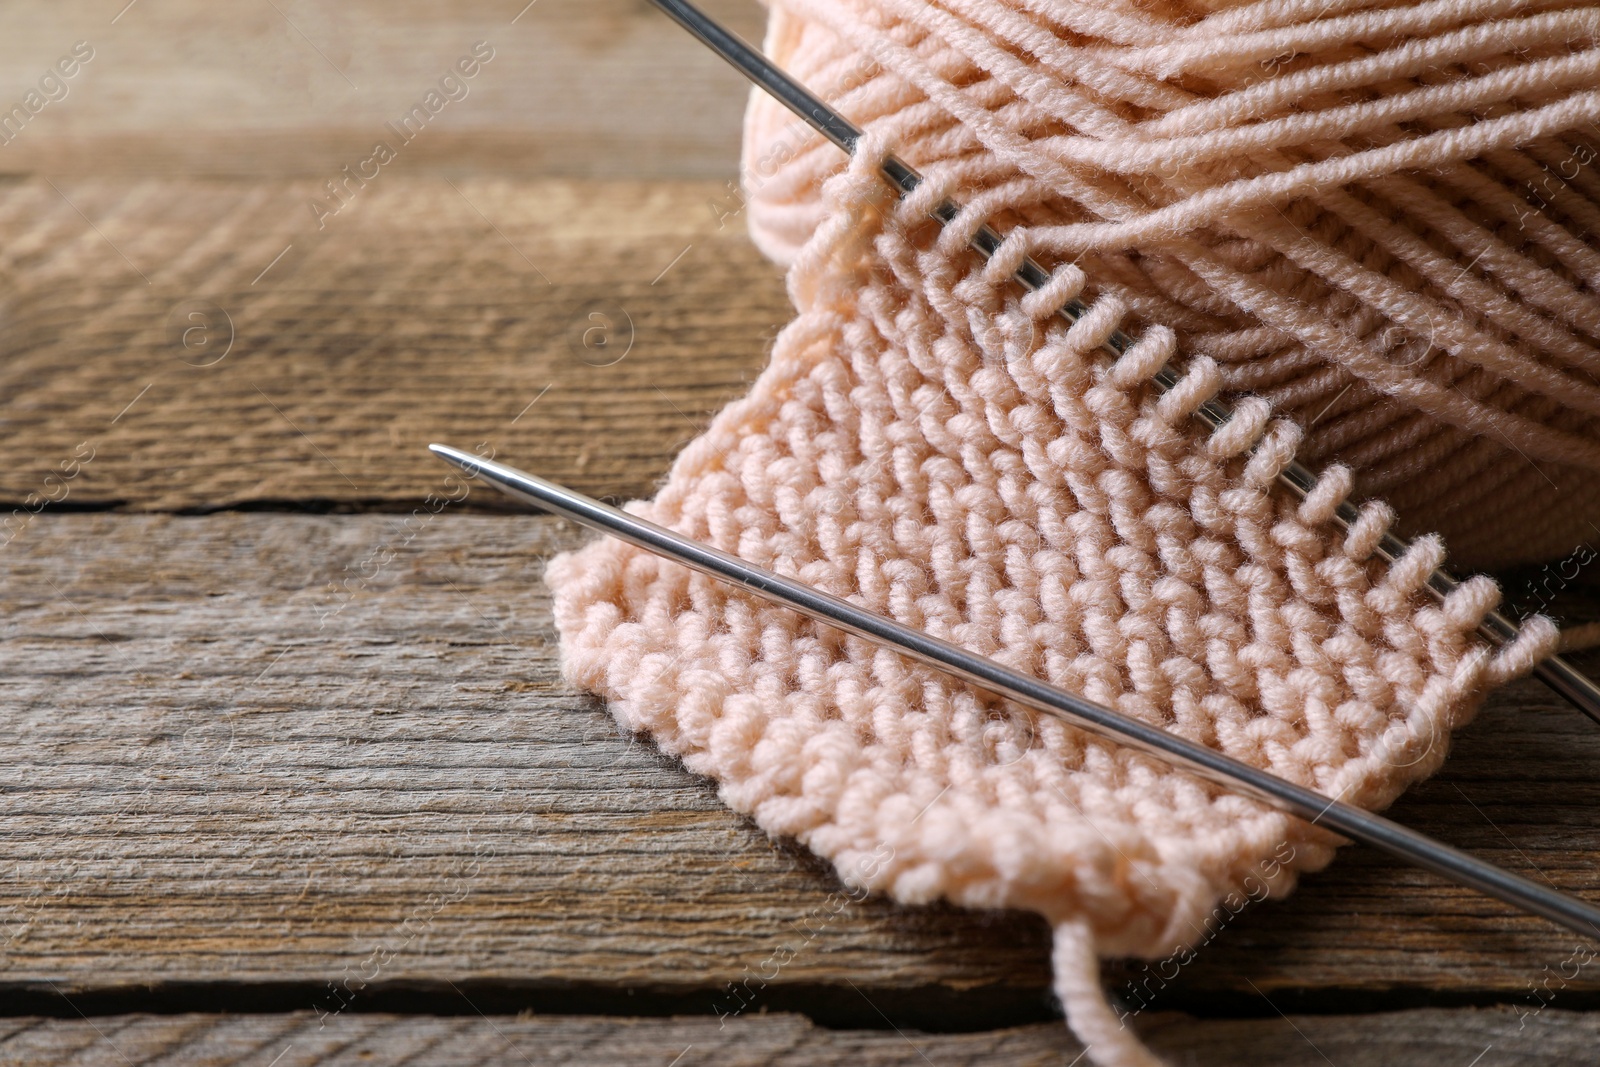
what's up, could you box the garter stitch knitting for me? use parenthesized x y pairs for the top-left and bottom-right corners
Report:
(548, 2), (1591, 1062)
(549, 139), (1556, 1064)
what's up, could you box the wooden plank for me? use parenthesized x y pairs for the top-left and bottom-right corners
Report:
(0, 513), (1051, 1008)
(0, 0), (767, 178)
(0, 178), (789, 510)
(1, 1008), (1596, 1067)
(4, 513), (1599, 1008)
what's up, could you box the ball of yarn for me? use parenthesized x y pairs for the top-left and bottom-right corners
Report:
(741, 0), (1600, 570)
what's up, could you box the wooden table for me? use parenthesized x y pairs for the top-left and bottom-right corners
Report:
(3, 3), (1599, 1063)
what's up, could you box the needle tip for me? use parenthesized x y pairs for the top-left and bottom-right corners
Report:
(426, 443), (548, 514)
(428, 442), (497, 485)
(428, 442), (476, 469)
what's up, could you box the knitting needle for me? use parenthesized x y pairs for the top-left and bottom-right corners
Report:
(643, 0), (1600, 726)
(429, 443), (1600, 941)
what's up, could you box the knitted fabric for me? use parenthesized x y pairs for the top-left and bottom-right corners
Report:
(548, 134), (1557, 1064)
(546, 1), (1599, 1061)
(740, 0), (1600, 570)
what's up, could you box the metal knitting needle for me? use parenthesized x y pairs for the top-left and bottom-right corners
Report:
(644, 0), (1600, 726)
(430, 443), (1600, 941)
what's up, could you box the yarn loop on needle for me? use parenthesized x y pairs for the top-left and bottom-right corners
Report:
(743, 0), (1600, 568)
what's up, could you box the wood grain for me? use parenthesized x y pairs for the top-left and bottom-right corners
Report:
(0, 0), (768, 178)
(3, 0), (1600, 1052)
(0, 513), (1050, 1008)
(2, 1008), (1596, 1067)
(4, 513), (1599, 1013)
(0, 178), (789, 510)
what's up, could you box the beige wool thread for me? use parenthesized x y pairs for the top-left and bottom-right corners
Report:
(548, 1), (1599, 1062)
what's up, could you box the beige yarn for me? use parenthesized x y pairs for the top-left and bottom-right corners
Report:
(549, 134), (1557, 1063)
(546, 1), (1600, 1061)
(741, 0), (1600, 570)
